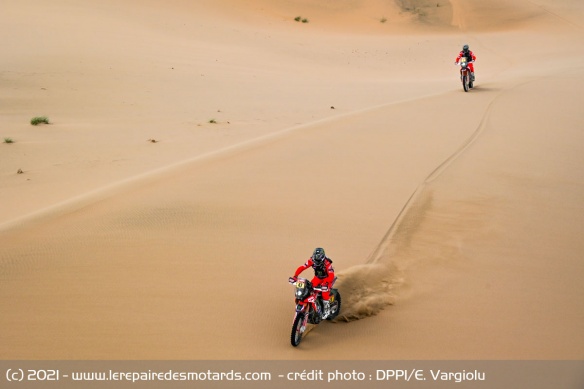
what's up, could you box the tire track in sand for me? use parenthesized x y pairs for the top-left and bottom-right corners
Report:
(334, 84), (511, 321)
(526, 0), (584, 30)
(335, 63), (564, 321)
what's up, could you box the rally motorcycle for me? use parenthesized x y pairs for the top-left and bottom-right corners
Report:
(288, 277), (341, 347)
(458, 57), (474, 92)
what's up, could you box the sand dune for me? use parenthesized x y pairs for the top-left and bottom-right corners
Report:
(1, 0), (583, 361)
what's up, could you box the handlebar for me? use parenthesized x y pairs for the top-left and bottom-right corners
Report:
(289, 278), (328, 291)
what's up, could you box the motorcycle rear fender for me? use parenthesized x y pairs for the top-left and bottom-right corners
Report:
(329, 289), (338, 303)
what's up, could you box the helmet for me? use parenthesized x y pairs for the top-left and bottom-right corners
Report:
(463, 44), (469, 52)
(312, 247), (326, 266)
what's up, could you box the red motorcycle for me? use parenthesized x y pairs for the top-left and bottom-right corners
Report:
(288, 277), (341, 347)
(458, 57), (474, 92)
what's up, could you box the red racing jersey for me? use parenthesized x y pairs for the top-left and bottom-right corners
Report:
(294, 258), (334, 281)
(456, 50), (476, 63)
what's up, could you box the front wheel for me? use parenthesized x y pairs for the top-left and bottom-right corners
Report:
(462, 72), (469, 92)
(291, 313), (306, 347)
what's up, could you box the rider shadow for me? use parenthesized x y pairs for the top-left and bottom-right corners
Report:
(468, 84), (498, 92)
(292, 324), (328, 350)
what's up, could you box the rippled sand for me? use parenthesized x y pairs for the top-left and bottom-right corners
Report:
(1, 0), (583, 360)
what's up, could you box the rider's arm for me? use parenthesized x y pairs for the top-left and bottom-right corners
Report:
(326, 259), (335, 275)
(322, 260), (335, 287)
(293, 259), (313, 277)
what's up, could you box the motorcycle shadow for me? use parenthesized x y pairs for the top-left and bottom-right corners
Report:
(467, 85), (498, 92)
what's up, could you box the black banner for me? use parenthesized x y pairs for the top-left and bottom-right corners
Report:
(1, 360), (583, 388)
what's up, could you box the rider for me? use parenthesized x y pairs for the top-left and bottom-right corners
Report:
(290, 248), (335, 319)
(455, 44), (476, 81)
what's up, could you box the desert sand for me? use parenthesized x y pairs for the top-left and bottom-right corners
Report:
(1, 0), (583, 361)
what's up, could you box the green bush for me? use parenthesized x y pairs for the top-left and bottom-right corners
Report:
(30, 116), (50, 125)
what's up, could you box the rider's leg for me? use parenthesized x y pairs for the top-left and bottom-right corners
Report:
(312, 277), (331, 318)
(321, 288), (331, 318)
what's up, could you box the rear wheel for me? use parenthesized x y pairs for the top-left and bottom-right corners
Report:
(291, 313), (306, 347)
(326, 290), (342, 320)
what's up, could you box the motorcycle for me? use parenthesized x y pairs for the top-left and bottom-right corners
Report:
(457, 57), (474, 92)
(288, 277), (341, 347)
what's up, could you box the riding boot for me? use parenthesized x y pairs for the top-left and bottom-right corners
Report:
(471, 72), (475, 81)
(322, 300), (331, 319)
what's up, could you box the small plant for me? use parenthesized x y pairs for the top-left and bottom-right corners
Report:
(301, 18), (309, 23)
(4, 138), (14, 144)
(294, 16), (301, 22)
(380, 17), (387, 23)
(209, 119), (217, 124)
(30, 116), (49, 125)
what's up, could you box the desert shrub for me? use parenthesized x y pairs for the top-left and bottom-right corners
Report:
(30, 116), (49, 125)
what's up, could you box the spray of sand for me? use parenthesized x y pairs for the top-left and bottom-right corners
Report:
(333, 262), (400, 321)
(333, 190), (433, 322)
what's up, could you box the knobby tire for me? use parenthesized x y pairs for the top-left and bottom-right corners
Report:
(291, 313), (305, 347)
(326, 290), (342, 321)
